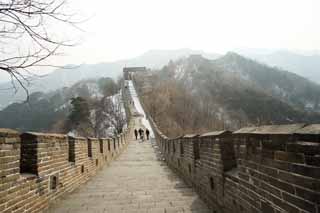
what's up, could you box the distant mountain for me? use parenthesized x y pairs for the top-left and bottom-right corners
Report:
(131, 49), (219, 69)
(0, 49), (219, 109)
(234, 49), (320, 84)
(150, 53), (320, 130)
(215, 52), (320, 112)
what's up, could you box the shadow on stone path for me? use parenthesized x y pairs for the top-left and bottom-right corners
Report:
(47, 118), (210, 213)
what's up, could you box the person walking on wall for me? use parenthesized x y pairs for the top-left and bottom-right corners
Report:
(134, 129), (138, 140)
(146, 128), (150, 140)
(138, 128), (144, 141)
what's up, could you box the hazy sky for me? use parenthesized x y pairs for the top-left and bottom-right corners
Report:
(62, 0), (319, 64)
(0, 0), (319, 82)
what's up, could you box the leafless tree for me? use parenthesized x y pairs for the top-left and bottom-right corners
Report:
(90, 93), (126, 137)
(91, 97), (111, 138)
(0, 0), (79, 96)
(107, 94), (126, 135)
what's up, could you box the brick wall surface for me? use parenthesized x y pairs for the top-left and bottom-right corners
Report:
(149, 116), (320, 213)
(0, 119), (132, 213)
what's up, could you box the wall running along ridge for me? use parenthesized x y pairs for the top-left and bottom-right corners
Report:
(131, 76), (320, 213)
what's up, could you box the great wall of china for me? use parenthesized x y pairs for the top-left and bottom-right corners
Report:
(0, 67), (319, 213)
(132, 68), (320, 213)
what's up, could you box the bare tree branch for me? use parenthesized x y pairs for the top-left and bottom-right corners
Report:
(0, 0), (80, 98)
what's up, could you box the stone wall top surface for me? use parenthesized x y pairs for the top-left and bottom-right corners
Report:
(0, 128), (20, 138)
(99, 137), (111, 140)
(87, 137), (99, 140)
(183, 134), (199, 138)
(200, 130), (231, 138)
(233, 123), (307, 135)
(21, 131), (67, 139)
(294, 124), (320, 135)
(233, 126), (257, 134)
(68, 135), (86, 140)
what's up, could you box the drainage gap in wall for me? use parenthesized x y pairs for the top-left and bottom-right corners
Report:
(49, 175), (58, 191)
(96, 159), (99, 166)
(81, 165), (84, 173)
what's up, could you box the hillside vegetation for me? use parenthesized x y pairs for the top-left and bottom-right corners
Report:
(138, 53), (320, 137)
(0, 78), (125, 137)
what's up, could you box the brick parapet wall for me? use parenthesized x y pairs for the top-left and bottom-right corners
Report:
(147, 112), (320, 213)
(0, 111), (134, 213)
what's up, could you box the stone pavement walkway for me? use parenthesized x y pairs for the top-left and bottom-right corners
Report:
(47, 118), (210, 213)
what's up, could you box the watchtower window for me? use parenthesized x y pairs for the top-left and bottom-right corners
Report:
(173, 142), (176, 153)
(108, 140), (111, 151)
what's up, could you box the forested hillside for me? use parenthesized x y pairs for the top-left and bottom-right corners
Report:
(0, 78), (125, 137)
(138, 54), (320, 137)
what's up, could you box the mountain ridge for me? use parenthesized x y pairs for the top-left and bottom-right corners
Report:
(142, 53), (320, 134)
(234, 49), (320, 84)
(0, 49), (219, 109)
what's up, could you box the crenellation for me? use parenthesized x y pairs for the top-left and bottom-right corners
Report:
(149, 116), (320, 213)
(0, 122), (132, 212)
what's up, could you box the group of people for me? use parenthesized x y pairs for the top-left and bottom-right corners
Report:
(134, 128), (150, 141)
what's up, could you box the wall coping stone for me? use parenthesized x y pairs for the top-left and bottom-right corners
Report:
(233, 124), (306, 135)
(21, 132), (67, 139)
(68, 136), (86, 140)
(184, 134), (199, 138)
(171, 135), (183, 140)
(0, 128), (20, 138)
(294, 124), (320, 135)
(233, 127), (257, 134)
(99, 138), (111, 140)
(87, 137), (99, 140)
(200, 130), (232, 138)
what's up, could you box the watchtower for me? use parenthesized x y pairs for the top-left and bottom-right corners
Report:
(123, 67), (146, 80)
